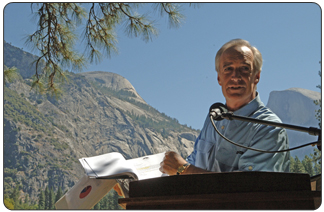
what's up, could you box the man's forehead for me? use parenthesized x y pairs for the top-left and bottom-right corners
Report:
(221, 45), (254, 62)
(223, 45), (252, 55)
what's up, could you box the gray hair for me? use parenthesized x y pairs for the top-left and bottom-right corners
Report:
(215, 39), (263, 74)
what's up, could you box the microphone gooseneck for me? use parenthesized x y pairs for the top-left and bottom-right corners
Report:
(209, 103), (321, 153)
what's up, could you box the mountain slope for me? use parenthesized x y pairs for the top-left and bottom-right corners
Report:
(266, 88), (321, 158)
(3, 43), (199, 201)
(79, 71), (146, 104)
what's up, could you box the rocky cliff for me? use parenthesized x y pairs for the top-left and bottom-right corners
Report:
(267, 88), (321, 158)
(4, 43), (199, 200)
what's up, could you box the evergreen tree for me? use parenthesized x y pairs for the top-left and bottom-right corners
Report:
(292, 156), (306, 173)
(111, 190), (122, 209)
(48, 187), (55, 209)
(314, 70), (321, 128)
(93, 201), (101, 209)
(24, 194), (29, 205)
(38, 190), (45, 210)
(4, 66), (19, 85)
(302, 155), (314, 176)
(311, 149), (321, 175)
(289, 156), (296, 173)
(44, 186), (49, 209)
(25, 3), (197, 94)
(92, 190), (122, 209)
(55, 186), (63, 202)
(9, 184), (20, 205)
(104, 195), (111, 209)
(99, 195), (109, 209)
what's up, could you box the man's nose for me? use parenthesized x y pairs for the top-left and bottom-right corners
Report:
(231, 69), (241, 78)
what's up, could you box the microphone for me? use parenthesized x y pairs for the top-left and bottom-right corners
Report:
(209, 103), (228, 121)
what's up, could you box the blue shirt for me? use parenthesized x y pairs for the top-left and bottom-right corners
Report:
(187, 94), (290, 172)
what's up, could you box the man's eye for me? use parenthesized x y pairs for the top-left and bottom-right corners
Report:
(241, 67), (250, 72)
(224, 67), (233, 72)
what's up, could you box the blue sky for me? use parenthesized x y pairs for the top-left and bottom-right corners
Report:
(3, 2), (322, 130)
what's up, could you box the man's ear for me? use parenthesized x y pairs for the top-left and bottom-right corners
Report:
(217, 74), (222, 86)
(254, 72), (260, 84)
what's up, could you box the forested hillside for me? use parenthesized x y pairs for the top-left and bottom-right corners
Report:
(3, 42), (199, 209)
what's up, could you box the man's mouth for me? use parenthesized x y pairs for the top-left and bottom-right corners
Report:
(228, 85), (245, 90)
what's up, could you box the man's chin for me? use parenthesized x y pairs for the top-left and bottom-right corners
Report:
(226, 88), (245, 96)
(227, 94), (244, 99)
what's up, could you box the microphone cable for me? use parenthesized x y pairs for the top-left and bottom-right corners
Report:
(209, 115), (319, 153)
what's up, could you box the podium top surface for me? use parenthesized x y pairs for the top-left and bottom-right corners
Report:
(129, 171), (311, 198)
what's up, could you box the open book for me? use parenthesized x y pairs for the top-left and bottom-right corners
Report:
(55, 152), (166, 209)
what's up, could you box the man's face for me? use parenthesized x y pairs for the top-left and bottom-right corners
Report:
(217, 45), (260, 111)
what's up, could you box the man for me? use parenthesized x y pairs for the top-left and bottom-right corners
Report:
(159, 39), (290, 175)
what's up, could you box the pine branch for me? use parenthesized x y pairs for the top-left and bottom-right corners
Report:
(25, 3), (192, 94)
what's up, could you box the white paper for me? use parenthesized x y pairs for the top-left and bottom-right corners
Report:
(59, 152), (167, 209)
(127, 152), (166, 180)
(79, 152), (165, 180)
(79, 152), (140, 180)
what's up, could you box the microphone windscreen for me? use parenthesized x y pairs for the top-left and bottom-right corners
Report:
(209, 103), (227, 121)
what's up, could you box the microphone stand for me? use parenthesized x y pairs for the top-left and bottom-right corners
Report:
(221, 112), (321, 150)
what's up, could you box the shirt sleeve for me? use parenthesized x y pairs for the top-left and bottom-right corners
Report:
(186, 133), (201, 165)
(238, 125), (290, 172)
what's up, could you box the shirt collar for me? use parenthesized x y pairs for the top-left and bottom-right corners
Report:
(229, 92), (264, 126)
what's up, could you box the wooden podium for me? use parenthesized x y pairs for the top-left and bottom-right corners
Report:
(119, 172), (321, 209)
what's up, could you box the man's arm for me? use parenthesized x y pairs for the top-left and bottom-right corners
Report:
(159, 151), (211, 175)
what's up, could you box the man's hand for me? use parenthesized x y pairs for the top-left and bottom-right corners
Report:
(159, 151), (188, 175)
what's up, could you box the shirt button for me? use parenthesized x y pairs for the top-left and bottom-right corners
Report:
(221, 126), (225, 130)
(248, 166), (253, 171)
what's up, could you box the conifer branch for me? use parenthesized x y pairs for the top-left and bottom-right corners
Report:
(26, 3), (194, 94)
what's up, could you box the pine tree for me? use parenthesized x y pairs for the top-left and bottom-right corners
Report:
(98, 195), (109, 209)
(48, 187), (55, 209)
(289, 156), (296, 173)
(302, 155), (314, 176)
(111, 190), (122, 209)
(24, 194), (29, 205)
(25, 3), (197, 94)
(4, 66), (18, 85)
(55, 186), (63, 203)
(44, 186), (49, 209)
(311, 149), (321, 175)
(38, 190), (45, 210)
(93, 201), (101, 209)
(9, 184), (20, 205)
(314, 70), (321, 128)
(293, 156), (306, 173)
